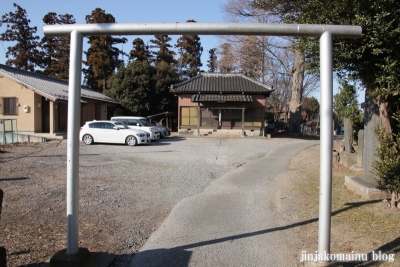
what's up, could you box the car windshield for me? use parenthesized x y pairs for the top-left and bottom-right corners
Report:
(139, 119), (152, 126)
(113, 121), (129, 129)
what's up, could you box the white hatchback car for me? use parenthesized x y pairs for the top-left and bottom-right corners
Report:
(80, 121), (150, 146)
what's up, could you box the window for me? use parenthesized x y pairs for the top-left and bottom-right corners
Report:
(201, 109), (219, 127)
(139, 119), (152, 126)
(89, 122), (103, 128)
(112, 118), (126, 124)
(244, 108), (263, 127)
(2, 98), (17, 115)
(104, 123), (114, 129)
(181, 107), (198, 126)
(127, 119), (140, 126)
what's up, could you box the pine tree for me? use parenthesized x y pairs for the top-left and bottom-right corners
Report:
(0, 3), (40, 71)
(207, 48), (218, 73)
(149, 35), (176, 66)
(83, 8), (127, 93)
(37, 12), (75, 81)
(129, 38), (152, 62)
(175, 20), (203, 79)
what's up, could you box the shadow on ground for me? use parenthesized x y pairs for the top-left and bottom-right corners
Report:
(131, 199), (395, 267)
(269, 131), (321, 140)
(16, 198), (394, 267)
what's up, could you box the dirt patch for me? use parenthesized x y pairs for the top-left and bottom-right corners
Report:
(1, 137), (300, 267)
(0, 141), (178, 267)
(1, 138), (399, 267)
(283, 143), (400, 266)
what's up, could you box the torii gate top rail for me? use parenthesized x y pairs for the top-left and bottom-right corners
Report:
(43, 22), (361, 37)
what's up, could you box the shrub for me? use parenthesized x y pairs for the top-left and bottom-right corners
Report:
(275, 121), (287, 131)
(372, 111), (400, 208)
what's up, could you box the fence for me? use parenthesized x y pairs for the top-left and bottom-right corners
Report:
(0, 119), (18, 144)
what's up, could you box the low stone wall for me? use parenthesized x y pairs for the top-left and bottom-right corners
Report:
(178, 128), (263, 137)
(345, 175), (390, 200)
(0, 132), (47, 144)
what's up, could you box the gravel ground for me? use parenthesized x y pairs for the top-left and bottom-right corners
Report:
(0, 135), (303, 267)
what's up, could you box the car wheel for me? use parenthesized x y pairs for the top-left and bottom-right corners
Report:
(126, 135), (137, 146)
(82, 134), (94, 145)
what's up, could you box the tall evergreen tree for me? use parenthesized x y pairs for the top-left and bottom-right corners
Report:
(333, 80), (361, 149)
(207, 48), (218, 73)
(175, 20), (203, 79)
(38, 12), (75, 81)
(154, 62), (180, 113)
(149, 35), (176, 65)
(106, 61), (157, 116)
(333, 80), (360, 123)
(0, 3), (40, 71)
(129, 38), (152, 62)
(107, 60), (179, 116)
(83, 8), (127, 93)
(148, 35), (180, 113)
(302, 97), (320, 120)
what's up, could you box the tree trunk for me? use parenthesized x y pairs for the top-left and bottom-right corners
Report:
(378, 96), (392, 133)
(289, 49), (305, 113)
(378, 95), (397, 208)
(391, 192), (398, 208)
(288, 49), (305, 133)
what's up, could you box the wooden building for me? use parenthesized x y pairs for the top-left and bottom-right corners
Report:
(170, 73), (273, 137)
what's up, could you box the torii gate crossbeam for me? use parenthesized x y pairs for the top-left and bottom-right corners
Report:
(43, 22), (362, 265)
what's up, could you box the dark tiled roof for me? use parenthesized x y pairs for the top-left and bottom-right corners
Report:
(170, 73), (273, 95)
(0, 64), (119, 104)
(191, 94), (253, 102)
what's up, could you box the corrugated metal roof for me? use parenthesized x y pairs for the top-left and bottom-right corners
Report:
(170, 73), (273, 95)
(0, 64), (119, 104)
(191, 94), (253, 102)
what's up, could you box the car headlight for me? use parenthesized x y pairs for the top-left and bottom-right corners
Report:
(137, 133), (145, 137)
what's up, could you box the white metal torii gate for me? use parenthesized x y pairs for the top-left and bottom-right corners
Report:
(43, 22), (362, 264)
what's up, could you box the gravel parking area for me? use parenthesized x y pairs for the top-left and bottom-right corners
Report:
(0, 135), (302, 267)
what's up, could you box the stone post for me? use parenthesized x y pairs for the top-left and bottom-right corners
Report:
(344, 118), (354, 152)
(357, 130), (364, 167)
(363, 94), (380, 182)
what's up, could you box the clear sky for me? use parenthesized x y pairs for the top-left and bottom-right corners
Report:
(0, 0), (365, 104)
(0, 0), (228, 70)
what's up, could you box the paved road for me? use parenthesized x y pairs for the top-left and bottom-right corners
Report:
(130, 140), (317, 267)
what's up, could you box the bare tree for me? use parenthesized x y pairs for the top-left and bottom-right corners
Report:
(217, 42), (237, 73)
(220, 0), (319, 128)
